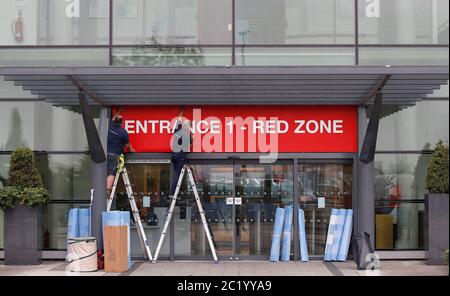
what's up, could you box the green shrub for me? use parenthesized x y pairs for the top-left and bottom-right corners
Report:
(444, 249), (449, 265)
(0, 147), (50, 209)
(0, 186), (18, 210)
(426, 140), (449, 194)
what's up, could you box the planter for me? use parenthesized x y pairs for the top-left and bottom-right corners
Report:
(425, 194), (449, 265)
(4, 201), (42, 265)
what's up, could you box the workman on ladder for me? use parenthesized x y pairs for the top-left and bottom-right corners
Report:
(107, 108), (135, 198)
(169, 106), (192, 200)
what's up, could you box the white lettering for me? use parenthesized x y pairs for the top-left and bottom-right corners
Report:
(333, 120), (344, 133)
(124, 120), (135, 134)
(306, 120), (319, 134)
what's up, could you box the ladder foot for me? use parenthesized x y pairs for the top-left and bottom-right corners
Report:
(214, 260), (219, 264)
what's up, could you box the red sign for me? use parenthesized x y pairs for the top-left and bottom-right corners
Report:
(114, 106), (357, 153)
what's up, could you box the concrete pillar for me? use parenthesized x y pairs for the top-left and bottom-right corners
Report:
(357, 106), (375, 246)
(91, 108), (108, 250)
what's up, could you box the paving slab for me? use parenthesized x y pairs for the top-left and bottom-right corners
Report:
(0, 260), (448, 276)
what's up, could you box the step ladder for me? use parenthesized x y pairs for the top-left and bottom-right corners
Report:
(107, 154), (153, 261)
(153, 164), (219, 263)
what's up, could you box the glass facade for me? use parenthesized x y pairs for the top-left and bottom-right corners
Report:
(0, 0), (446, 66)
(0, 0), (448, 256)
(0, 101), (99, 251)
(113, 0), (232, 45)
(373, 99), (449, 250)
(235, 0), (355, 45)
(358, 0), (449, 45)
(0, 0), (109, 45)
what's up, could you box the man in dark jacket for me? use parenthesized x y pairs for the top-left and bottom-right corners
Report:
(107, 110), (135, 196)
(170, 107), (192, 198)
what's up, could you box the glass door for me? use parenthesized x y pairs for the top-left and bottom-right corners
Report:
(185, 161), (235, 259)
(183, 160), (294, 260)
(297, 162), (353, 256)
(234, 161), (293, 259)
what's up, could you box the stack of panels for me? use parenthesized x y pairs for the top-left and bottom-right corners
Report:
(324, 208), (353, 262)
(67, 208), (91, 239)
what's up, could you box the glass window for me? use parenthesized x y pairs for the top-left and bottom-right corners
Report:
(0, 102), (100, 152)
(376, 101), (449, 151)
(374, 153), (430, 250)
(428, 81), (449, 98)
(1, 153), (91, 201)
(235, 46), (355, 65)
(0, 210), (3, 249)
(113, 0), (232, 45)
(42, 202), (89, 250)
(0, 48), (109, 66)
(0, 155), (10, 186)
(359, 47), (449, 65)
(112, 46), (231, 66)
(0, 0), (110, 45)
(236, 0), (355, 45)
(35, 154), (93, 201)
(358, 0), (449, 44)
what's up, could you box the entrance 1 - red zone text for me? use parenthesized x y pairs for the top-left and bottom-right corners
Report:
(112, 105), (358, 153)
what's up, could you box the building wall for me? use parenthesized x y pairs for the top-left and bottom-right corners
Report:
(0, 0), (448, 253)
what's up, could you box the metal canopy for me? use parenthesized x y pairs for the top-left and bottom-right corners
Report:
(0, 66), (448, 106)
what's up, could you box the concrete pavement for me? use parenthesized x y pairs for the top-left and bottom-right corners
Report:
(0, 260), (448, 276)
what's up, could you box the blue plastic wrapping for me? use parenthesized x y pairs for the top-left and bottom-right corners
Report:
(67, 208), (79, 239)
(337, 209), (353, 261)
(324, 208), (338, 261)
(281, 206), (293, 262)
(298, 208), (309, 262)
(330, 209), (347, 261)
(269, 207), (285, 262)
(78, 208), (91, 237)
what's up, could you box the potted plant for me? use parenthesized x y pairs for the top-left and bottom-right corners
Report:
(424, 140), (449, 265)
(0, 147), (50, 265)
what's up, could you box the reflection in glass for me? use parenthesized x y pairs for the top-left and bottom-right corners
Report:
(41, 203), (89, 250)
(113, 163), (171, 257)
(359, 47), (449, 66)
(236, 0), (355, 45)
(374, 153), (430, 250)
(235, 47), (355, 66)
(0, 102), (100, 152)
(0, 0), (109, 45)
(376, 101), (449, 151)
(182, 164), (234, 257)
(298, 163), (352, 255)
(0, 48), (110, 67)
(0, 210), (3, 249)
(358, 0), (449, 44)
(174, 162), (294, 258)
(34, 154), (93, 201)
(1, 152), (92, 201)
(235, 163), (294, 256)
(113, 0), (232, 45)
(113, 46), (231, 66)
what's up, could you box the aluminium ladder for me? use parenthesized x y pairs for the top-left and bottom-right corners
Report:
(107, 154), (153, 261)
(153, 164), (219, 263)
